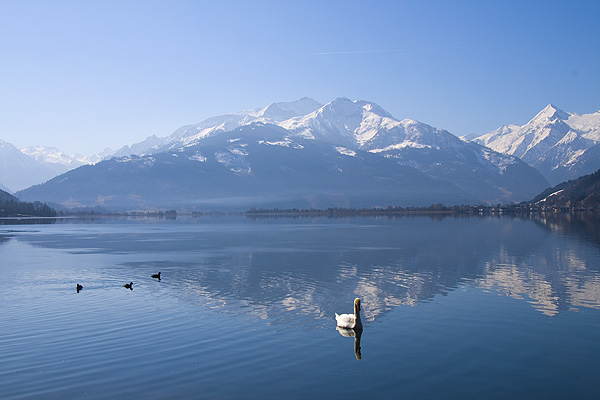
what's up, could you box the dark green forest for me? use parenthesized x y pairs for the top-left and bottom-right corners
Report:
(0, 189), (56, 217)
(532, 168), (600, 208)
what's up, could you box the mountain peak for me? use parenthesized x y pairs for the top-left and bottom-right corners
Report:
(534, 104), (571, 122)
(321, 97), (394, 120)
(261, 97), (323, 121)
(331, 96), (353, 103)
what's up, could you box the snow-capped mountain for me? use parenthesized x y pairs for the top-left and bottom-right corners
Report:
(111, 97), (324, 157)
(0, 140), (112, 192)
(116, 97), (470, 157)
(280, 97), (396, 147)
(280, 97), (481, 153)
(20, 123), (479, 210)
(0, 139), (60, 192)
(471, 104), (600, 185)
(20, 146), (88, 175)
(165, 96), (323, 150)
(18, 98), (549, 210)
(110, 135), (165, 159)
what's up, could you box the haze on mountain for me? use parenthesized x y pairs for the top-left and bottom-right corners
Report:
(5, 98), (599, 200)
(471, 104), (600, 185)
(0, 139), (112, 193)
(111, 97), (325, 157)
(0, 187), (16, 202)
(18, 98), (549, 211)
(0, 139), (59, 192)
(0, 181), (11, 193)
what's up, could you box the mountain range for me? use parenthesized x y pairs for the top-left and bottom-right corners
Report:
(0, 140), (109, 192)
(17, 98), (549, 211)
(470, 104), (600, 185)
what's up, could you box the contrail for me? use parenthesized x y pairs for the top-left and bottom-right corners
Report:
(311, 49), (411, 56)
(311, 45), (499, 56)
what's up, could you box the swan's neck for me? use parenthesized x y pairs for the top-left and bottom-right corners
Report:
(354, 305), (363, 329)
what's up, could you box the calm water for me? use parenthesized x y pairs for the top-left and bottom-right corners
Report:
(1, 214), (600, 399)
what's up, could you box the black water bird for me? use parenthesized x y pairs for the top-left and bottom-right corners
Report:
(151, 272), (161, 280)
(76, 284), (83, 292)
(124, 282), (133, 290)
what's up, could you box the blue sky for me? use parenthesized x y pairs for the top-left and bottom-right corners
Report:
(1, 0), (599, 155)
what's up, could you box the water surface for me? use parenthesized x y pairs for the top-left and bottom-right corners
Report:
(1, 214), (599, 399)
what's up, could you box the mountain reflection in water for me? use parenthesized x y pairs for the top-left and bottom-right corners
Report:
(3, 214), (600, 322)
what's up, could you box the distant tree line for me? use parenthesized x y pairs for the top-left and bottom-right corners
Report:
(55, 207), (178, 218)
(244, 204), (491, 216)
(0, 199), (56, 218)
(243, 201), (600, 217)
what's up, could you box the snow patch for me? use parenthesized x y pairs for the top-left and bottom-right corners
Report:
(215, 151), (252, 175)
(478, 148), (517, 174)
(229, 147), (248, 156)
(561, 149), (587, 168)
(537, 189), (564, 203)
(369, 142), (433, 153)
(335, 146), (356, 157)
(188, 152), (207, 162)
(258, 138), (304, 149)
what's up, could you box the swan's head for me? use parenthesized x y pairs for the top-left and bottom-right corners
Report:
(354, 298), (361, 311)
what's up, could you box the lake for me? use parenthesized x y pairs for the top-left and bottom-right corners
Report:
(1, 214), (600, 399)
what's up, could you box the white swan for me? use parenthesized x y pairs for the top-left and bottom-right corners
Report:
(335, 298), (363, 330)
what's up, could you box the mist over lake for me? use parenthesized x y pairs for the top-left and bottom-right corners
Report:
(1, 214), (599, 399)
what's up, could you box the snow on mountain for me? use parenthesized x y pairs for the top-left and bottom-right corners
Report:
(568, 110), (600, 140)
(110, 135), (166, 158)
(0, 139), (112, 192)
(280, 97), (395, 147)
(3, 97), (564, 207)
(18, 98), (549, 210)
(18, 123), (480, 210)
(275, 97), (543, 201)
(165, 97), (323, 149)
(166, 97), (533, 194)
(471, 104), (600, 185)
(260, 96), (324, 122)
(112, 97), (325, 157)
(80, 147), (117, 164)
(20, 146), (87, 175)
(0, 140), (60, 192)
(113, 97), (483, 162)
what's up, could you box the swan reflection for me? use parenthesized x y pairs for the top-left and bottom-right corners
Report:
(336, 326), (362, 360)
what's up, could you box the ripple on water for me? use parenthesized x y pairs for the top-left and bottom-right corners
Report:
(2, 216), (600, 399)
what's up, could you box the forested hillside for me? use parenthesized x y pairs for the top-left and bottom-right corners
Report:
(0, 189), (56, 217)
(532, 169), (600, 208)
